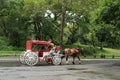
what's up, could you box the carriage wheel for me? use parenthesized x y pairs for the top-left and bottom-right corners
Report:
(52, 56), (61, 65)
(45, 56), (53, 64)
(19, 51), (26, 64)
(24, 51), (39, 66)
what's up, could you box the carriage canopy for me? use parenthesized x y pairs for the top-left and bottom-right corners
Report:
(26, 40), (52, 50)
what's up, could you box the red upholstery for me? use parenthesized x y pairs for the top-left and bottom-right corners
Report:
(38, 49), (50, 57)
(55, 46), (61, 51)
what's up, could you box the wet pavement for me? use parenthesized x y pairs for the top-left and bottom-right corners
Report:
(0, 57), (120, 80)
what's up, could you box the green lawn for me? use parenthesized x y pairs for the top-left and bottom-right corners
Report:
(98, 48), (120, 58)
(0, 51), (22, 57)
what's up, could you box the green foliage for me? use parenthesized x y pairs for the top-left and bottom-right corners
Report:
(98, 0), (120, 28)
(95, 23), (115, 42)
(91, 0), (120, 48)
(0, 0), (29, 48)
(0, 36), (15, 50)
(0, 0), (120, 51)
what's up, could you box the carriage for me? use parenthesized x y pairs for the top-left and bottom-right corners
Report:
(19, 40), (61, 66)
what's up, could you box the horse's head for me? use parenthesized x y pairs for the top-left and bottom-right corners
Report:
(76, 48), (84, 55)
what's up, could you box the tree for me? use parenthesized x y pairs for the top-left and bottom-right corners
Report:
(49, 0), (98, 45)
(95, 23), (115, 50)
(92, 0), (120, 49)
(0, 0), (29, 48)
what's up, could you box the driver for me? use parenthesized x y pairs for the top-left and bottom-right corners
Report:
(50, 43), (54, 47)
(48, 43), (54, 50)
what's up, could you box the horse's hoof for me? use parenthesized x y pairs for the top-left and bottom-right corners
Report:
(72, 62), (75, 64)
(59, 63), (62, 65)
(66, 63), (69, 65)
(66, 61), (69, 65)
(79, 61), (81, 64)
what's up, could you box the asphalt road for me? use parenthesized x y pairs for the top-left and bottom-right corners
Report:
(0, 57), (120, 80)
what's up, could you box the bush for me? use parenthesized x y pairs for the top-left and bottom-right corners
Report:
(0, 36), (25, 51)
(0, 36), (10, 50)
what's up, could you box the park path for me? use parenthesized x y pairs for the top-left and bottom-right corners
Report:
(0, 57), (120, 80)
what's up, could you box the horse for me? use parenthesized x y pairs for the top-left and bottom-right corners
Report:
(60, 48), (84, 65)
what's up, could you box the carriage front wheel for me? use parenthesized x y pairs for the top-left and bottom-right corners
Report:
(52, 56), (61, 65)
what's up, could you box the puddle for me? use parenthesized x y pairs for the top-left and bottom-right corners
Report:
(67, 68), (87, 70)
(0, 61), (60, 67)
(0, 61), (24, 67)
(113, 62), (120, 66)
(82, 71), (99, 74)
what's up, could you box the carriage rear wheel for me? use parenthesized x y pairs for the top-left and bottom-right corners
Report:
(19, 51), (26, 64)
(24, 51), (39, 66)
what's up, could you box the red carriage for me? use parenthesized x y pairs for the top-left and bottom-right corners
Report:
(19, 40), (61, 66)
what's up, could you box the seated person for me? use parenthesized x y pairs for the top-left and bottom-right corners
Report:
(47, 43), (55, 50)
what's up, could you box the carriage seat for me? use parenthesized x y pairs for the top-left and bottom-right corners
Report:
(38, 49), (50, 57)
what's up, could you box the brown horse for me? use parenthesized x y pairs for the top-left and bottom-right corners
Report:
(60, 48), (84, 65)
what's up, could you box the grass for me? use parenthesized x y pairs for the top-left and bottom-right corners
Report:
(98, 48), (120, 58)
(0, 51), (22, 57)
(0, 45), (120, 58)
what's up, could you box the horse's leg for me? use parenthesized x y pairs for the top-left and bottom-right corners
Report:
(72, 55), (75, 64)
(66, 55), (69, 65)
(77, 54), (81, 64)
(59, 57), (62, 65)
(60, 55), (65, 65)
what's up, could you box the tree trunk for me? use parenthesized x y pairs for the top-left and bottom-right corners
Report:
(100, 42), (103, 50)
(60, 0), (66, 46)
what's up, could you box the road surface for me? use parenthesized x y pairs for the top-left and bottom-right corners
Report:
(0, 57), (120, 80)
